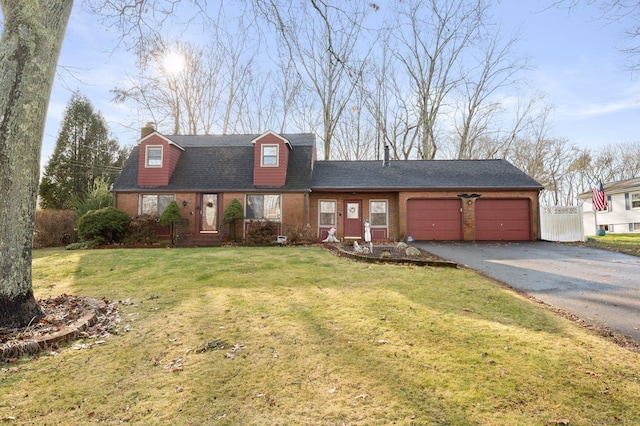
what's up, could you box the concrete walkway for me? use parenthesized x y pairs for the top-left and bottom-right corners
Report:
(417, 241), (640, 342)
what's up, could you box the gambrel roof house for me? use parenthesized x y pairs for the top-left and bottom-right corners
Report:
(112, 124), (543, 245)
(579, 177), (640, 236)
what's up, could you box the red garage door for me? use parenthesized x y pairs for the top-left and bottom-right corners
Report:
(475, 199), (531, 241)
(407, 199), (462, 240)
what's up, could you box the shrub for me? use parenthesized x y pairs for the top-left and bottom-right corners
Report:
(77, 207), (130, 243)
(34, 209), (78, 248)
(245, 221), (279, 246)
(159, 200), (182, 244)
(125, 215), (159, 244)
(222, 198), (244, 242)
(283, 223), (316, 244)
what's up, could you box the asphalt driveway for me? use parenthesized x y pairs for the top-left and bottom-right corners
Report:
(416, 241), (640, 342)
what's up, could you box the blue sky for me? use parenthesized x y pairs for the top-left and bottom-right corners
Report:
(37, 2), (640, 169)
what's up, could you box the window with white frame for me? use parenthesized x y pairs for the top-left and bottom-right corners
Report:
(319, 200), (337, 227)
(141, 194), (174, 216)
(632, 193), (640, 209)
(261, 145), (278, 167)
(370, 200), (388, 227)
(632, 223), (640, 231)
(246, 194), (281, 220)
(146, 146), (163, 167)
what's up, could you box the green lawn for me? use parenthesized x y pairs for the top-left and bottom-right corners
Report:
(2, 246), (640, 425)
(583, 233), (640, 257)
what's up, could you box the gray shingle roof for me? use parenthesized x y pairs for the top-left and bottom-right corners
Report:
(113, 133), (315, 192)
(310, 159), (543, 190)
(113, 133), (542, 193)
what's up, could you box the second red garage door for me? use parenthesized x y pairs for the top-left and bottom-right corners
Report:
(475, 199), (531, 241)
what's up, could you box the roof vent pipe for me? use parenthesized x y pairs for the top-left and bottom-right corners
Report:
(383, 145), (390, 167)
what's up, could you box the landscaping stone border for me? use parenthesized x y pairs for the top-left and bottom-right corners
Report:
(325, 244), (459, 268)
(1, 298), (106, 363)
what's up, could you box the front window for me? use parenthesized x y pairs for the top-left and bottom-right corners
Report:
(632, 193), (640, 209)
(261, 145), (278, 167)
(146, 146), (163, 167)
(246, 194), (281, 220)
(370, 200), (388, 226)
(319, 200), (337, 226)
(141, 194), (174, 216)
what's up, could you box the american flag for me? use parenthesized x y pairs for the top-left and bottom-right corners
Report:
(592, 180), (608, 211)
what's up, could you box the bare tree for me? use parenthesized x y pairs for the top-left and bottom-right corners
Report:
(363, 31), (421, 160)
(113, 20), (257, 135)
(451, 30), (529, 159)
(551, 0), (640, 71)
(391, 0), (490, 159)
(508, 136), (580, 205)
(333, 93), (377, 161)
(250, 0), (374, 159)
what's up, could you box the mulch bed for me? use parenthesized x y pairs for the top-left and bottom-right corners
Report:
(1, 295), (120, 363)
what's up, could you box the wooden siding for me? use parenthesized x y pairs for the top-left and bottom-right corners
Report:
(253, 133), (289, 187)
(137, 134), (182, 186)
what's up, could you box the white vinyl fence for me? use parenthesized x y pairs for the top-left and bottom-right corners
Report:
(540, 205), (584, 242)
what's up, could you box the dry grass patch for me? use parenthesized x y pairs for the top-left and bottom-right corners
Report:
(0, 247), (639, 425)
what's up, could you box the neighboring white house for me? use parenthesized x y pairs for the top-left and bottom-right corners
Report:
(579, 177), (640, 236)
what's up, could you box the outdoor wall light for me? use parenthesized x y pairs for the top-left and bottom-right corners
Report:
(182, 200), (187, 207)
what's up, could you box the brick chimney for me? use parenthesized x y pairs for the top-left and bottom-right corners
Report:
(141, 122), (155, 139)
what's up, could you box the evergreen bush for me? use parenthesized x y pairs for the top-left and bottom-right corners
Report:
(77, 206), (130, 243)
(159, 201), (182, 244)
(222, 198), (244, 242)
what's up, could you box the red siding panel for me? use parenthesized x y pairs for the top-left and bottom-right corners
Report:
(407, 199), (462, 240)
(253, 133), (289, 187)
(137, 135), (182, 186)
(475, 199), (531, 241)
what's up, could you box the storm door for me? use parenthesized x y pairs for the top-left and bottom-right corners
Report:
(344, 200), (362, 239)
(200, 194), (218, 232)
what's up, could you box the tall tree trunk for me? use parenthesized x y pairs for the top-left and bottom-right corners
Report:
(0, 0), (73, 328)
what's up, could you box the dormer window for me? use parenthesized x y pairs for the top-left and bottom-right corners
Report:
(261, 145), (278, 167)
(146, 146), (163, 167)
